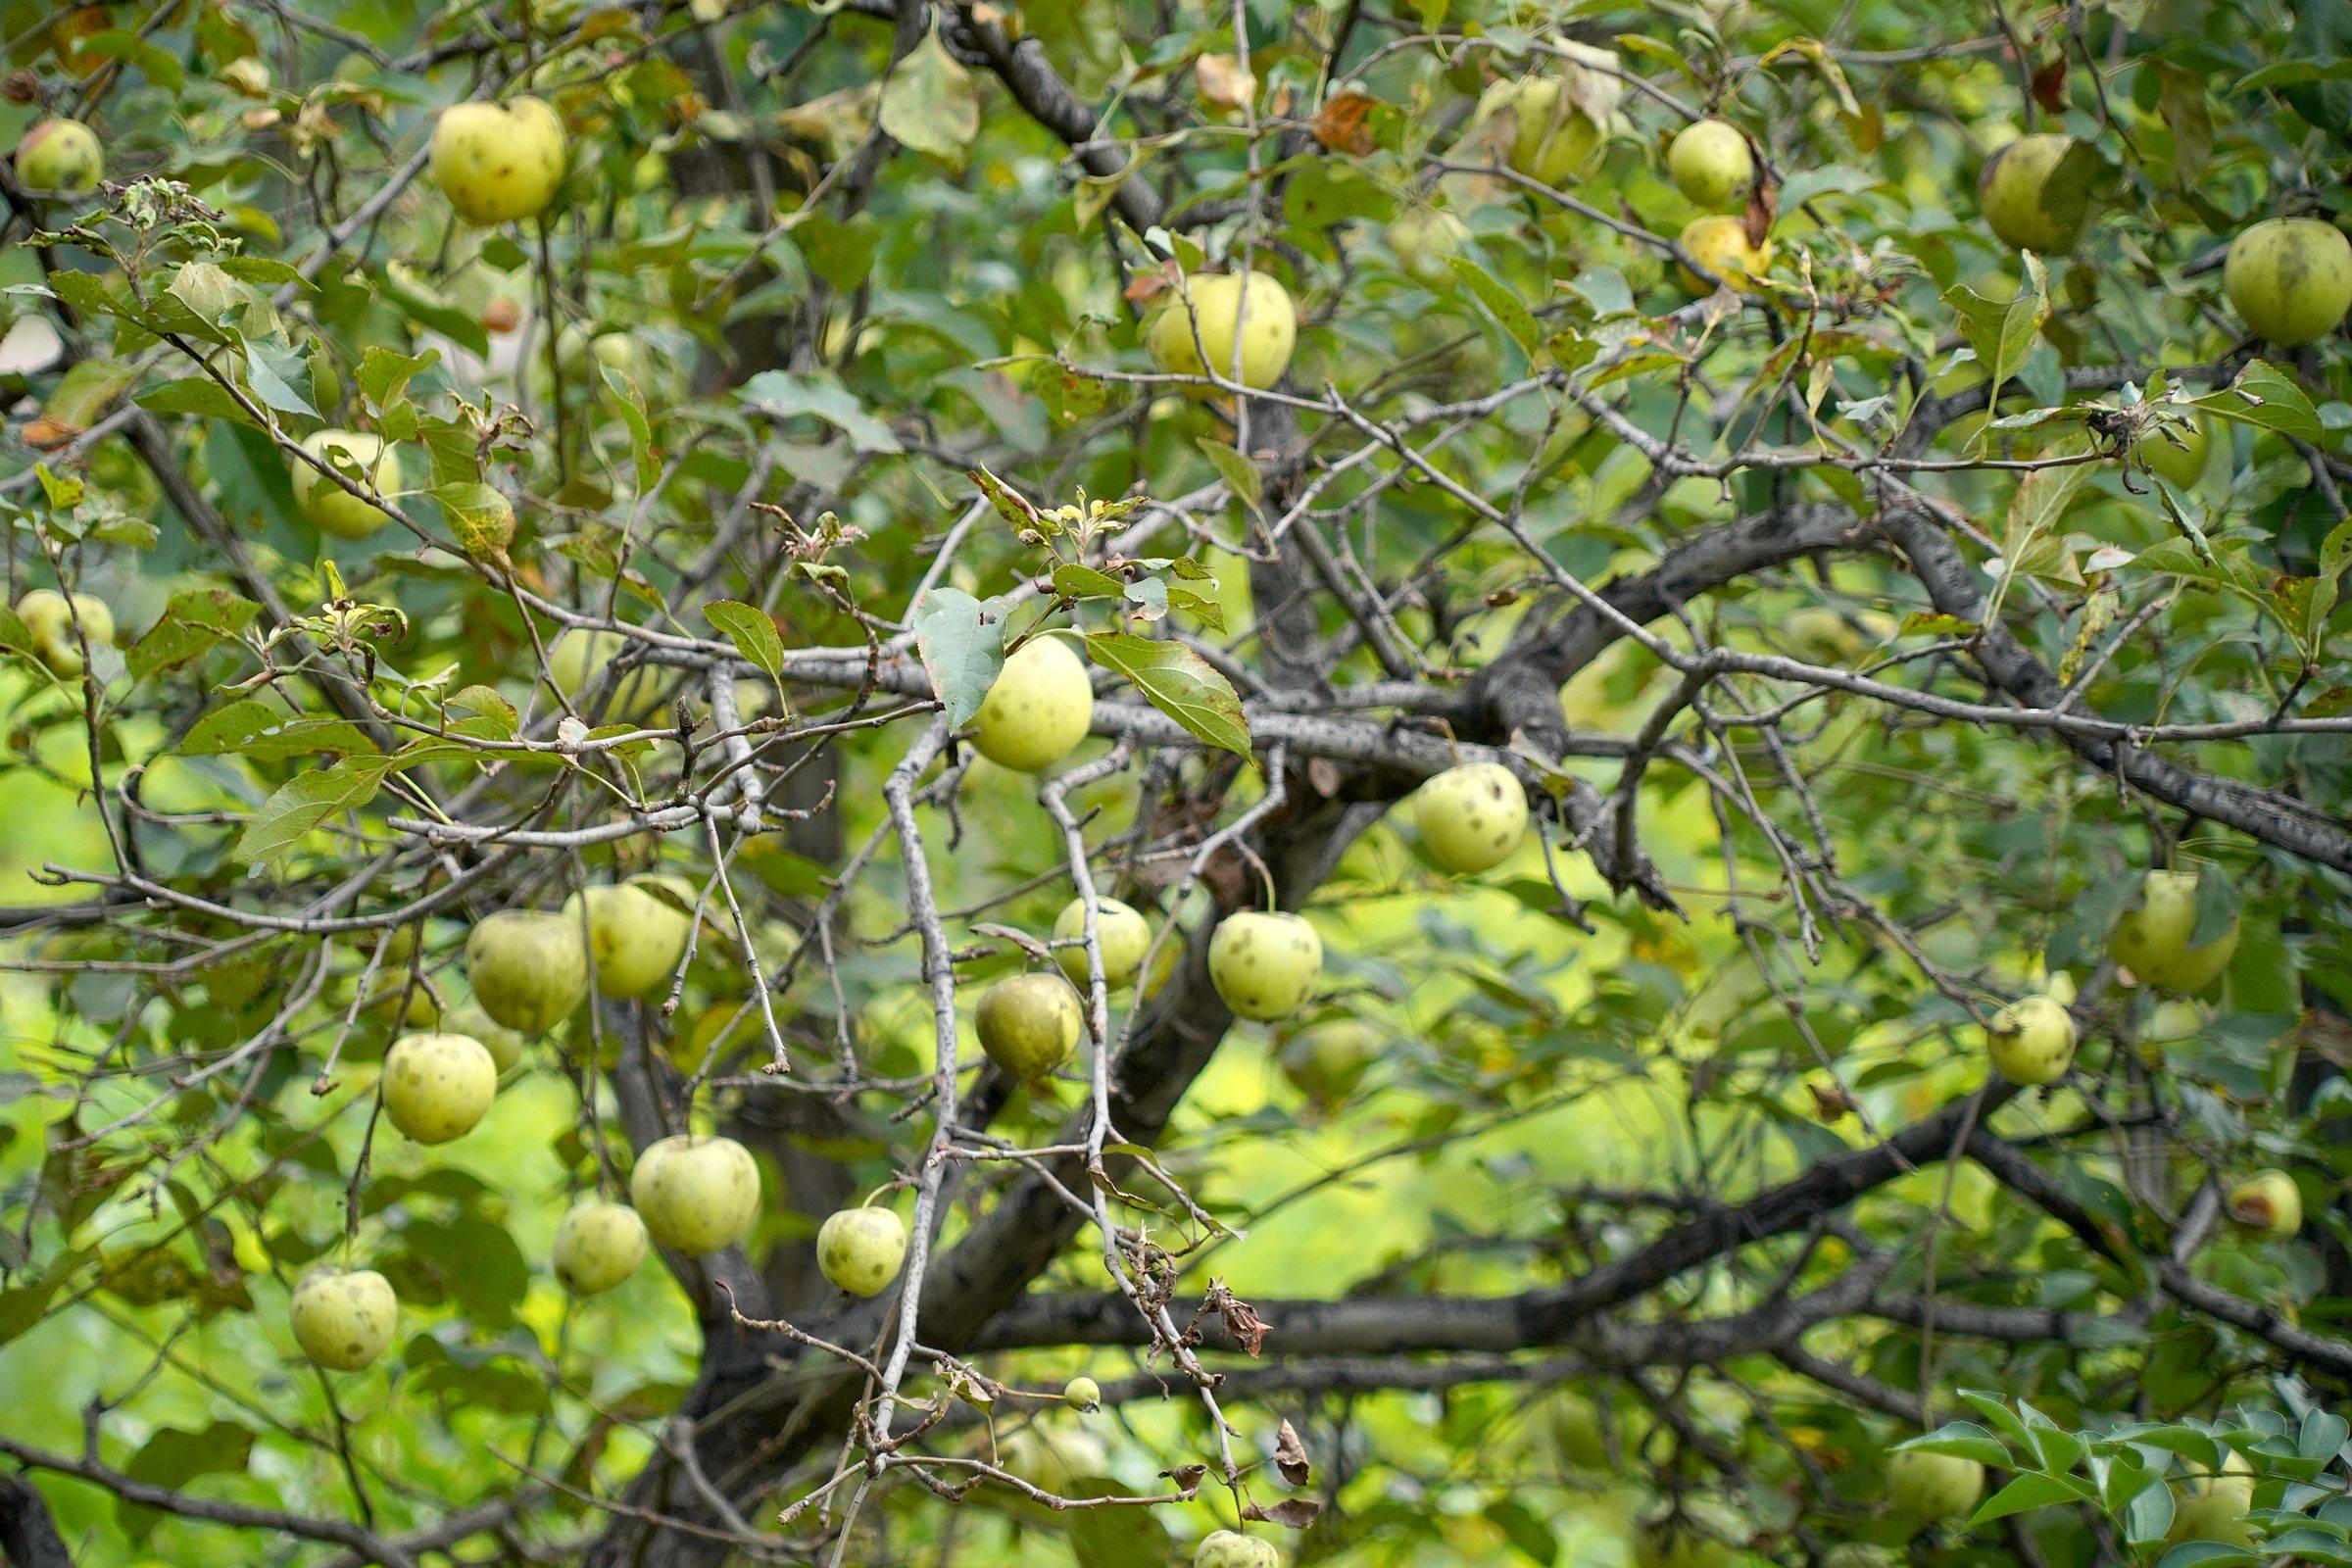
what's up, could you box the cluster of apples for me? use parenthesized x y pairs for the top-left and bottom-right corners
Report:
(1980, 132), (2352, 343)
(291, 869), (925, 1370)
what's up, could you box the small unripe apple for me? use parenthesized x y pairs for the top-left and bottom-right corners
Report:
(380, 1031), (498, 1144)
(2224, 217), (2352, 346)
(2109, 869), (2237, 995)
(2229, 1169), (2302, 1241)
(1632, 1520), (1736, 1568)
(1984, 995), (2075, 1086)
(551, 1200), (650, 1295)
(429, 97), (567, 225)
(441, 1002), (524, 1072)
(975, 972), (1084, 1080)
(2142, 416), (2208, 489)
(465, 910), (588, 1035)
(15, 588), (113, 676)
(1208, 911), (1322, 1022)
(1416, 762), (1529, 874)
(1195, 1530), (1280, 1568)
(1678, 215), (1773, 292)
(1667, 118), (1753, 209)
(1052, 896), (1152, 988)
(630, 1134), (761, 1255)
(1385, 205), (1470, 283)
(1886, 1448), (1984, 1519)
(970, 637), (1094, 772)
(546, 627), (666, 720)
(1479, 53), (1621, 186)
(289, 1267), (398, 1371)
(1277, 1018), (1380, 1104)
(2171, 1449), (2255, 1546)
(292, 429), (401, 539)
(816, 1204), (908, 1297)
(1146, 271), (1298, 390)
(563, 876), (694, 1000)
(1062, 1375), (1102, 1411)
(14, 118), (103, 196)
(1979, 134), (2098, 253)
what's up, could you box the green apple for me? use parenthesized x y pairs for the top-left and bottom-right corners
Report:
(380, 1031), (498, 1144)
(1477, 48), (1622, 187)
(1667, 118), (1753, 209)
(1984, 995), (2075, 1086)
(1385, 205), (1470, 284)
(429, 97), (567, 224)
(816, 1204), (908, 1297)
(14, 118), (102, 196)
(1416, 762), (1529, 874)
(970, 637), (1094, 772)
(1208, 911), (1322, 1022)
(1052, 896), (1152, 988)
(975, 972), (1084, 1080)
(1679, 215), (1773, 292)
(2109, 869), (2237, 995)
(546, 627), (667, 721)
(1146, 271), (1298, 389)
(2229, 1169), (2302, 1241)
(2224, 217), (2352, 346)
(289, 1267), (397, 1371)
(1194, 1530), (1280, 1568)
(465, 910), (588, 1035)
(1979, 134), (2097, 253)
(441, 1002), (524, 1072)
(15, 588), (113, 676)
(1276, 1018), (1380, 1104)
(630, 1134), (760, 1255)
(2171, 1449), (2255, 1546)
(551, 1200), (650, 1296)
(1062, 1375), (1102, 1411)
(292, 429), (401, 539)
(1886, 1448), (1984, 1519)
(563, 876), (695, 1000)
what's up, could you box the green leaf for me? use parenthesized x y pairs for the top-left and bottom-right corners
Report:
(1082, 630), (1250, 758)
(126, 590), (262, 679)
(740, 370), (902, 454)
(1892, 1421), (2012, 1467)
(878, 26), (978, 166)
(1945, 258), (2049, 423)
(1969, 1470), (2098, 1526)
(1052, 564), (1129, 601)
(120, 1422), (256, 1544)
(1193, 436), (1264, 510)
(180, 701), (375, 760)
(2194, 361), (2322, 445)
(910, 588), (1006, 727)
(234, 758), (392, 865)
(705, 600), (786, 682)
(1446, 253), (1542, 359)
(357, 345), (439, 415)
(137, 376), (267, 428)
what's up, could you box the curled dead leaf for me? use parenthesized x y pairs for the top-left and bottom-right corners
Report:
(1311, 90), (1379, 155)
(1197, 54), (1256, 113)
(1273, 1418), (1311, 1487)
(21, 416), (79, 450)
(1242, 1497), (1323, 1528)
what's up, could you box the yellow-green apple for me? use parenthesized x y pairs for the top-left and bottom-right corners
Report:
(630, 1134), (761, 1255)
(1208, 911), (1322, 1021)
(975, 972), (1084, 1080)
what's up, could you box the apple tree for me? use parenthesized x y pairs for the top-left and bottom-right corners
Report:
(1, 0), (2350, 1565)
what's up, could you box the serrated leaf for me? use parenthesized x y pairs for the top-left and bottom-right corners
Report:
(878, 26), (978, 165)
(1194, 437), (1263, 509)
(911, 588), (1005, 727)
(1446, 253), (1542, 358)
(1082, 630), (1250, 758)
(233, 758), (392, 864)
(705, 600), (785, 682)
(180, 701), (375, 760)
